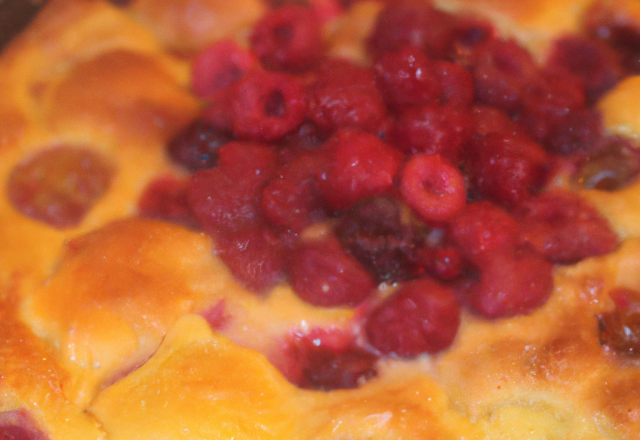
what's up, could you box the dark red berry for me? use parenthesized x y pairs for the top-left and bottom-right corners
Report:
(465, 133), (549, 208)
(464, 251), (553, 319)
(250, 5), (323, 72)
(262, 152), (327, 231)
(335, 195), (421, 283)
(516, 190), (618, 264)
(429, 245), (464, 281)
(432, 60), (475, 108)
(230, 70), (306, 141)
(215, 228), (286, 293)
(368, 0), (458, 59)
(520, 68), (586, 143)
(288, 239), (376, 307)
(544, 107), (603, 155)
(399, 154), (467, 223)
(599, 288), (640, 356)
(167, 119), (231, 171)
(449, 201), (519, 264)
(391, 104), (474, 163)
(365, 278), (461, 357)
(471, 105), (523, 137)
(317, 129), (403, 211)
(191, 39), (257, 99)
(584, 2), (640, 74)
(468, 39), (539, 112)
(137, 176), (199, 229)
(373, 46), (441, 109)
(547, 36), (623, 103)
(308, 59), (387, 134)
(282, 328), (377, 390)
(187, 142), (277, 234)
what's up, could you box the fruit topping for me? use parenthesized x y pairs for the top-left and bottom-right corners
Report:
(465, 132), (549, 208)
(138, 176), (199, 229)
(250, 5), (323, 72)
(167, 119), (231, 171)
(0, 410), (48, 440)
(308, 59), (387, 134)
(459, 250), (553, 319)
(599, 288), (640, 356)
(288, 239), (376, 307)
(191, 39), (257, 99)
(516, 190), (619, 264)
(399, 154), (466, 223)
(8, 146), (115, 228)
(365, 278), (460, 357)
(283, 328), (377, 390)
(229, 70), (307, 141)
(316, 129), (402, 211)
(139, 0), (632, 366)
(335, 195), (420, 283)
(373, 46), (441, 109)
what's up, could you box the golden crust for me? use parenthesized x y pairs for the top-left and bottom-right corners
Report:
(2, 0), (640, 439)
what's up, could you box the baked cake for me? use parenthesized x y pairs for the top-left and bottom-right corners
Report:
(2, 0), (640, 439)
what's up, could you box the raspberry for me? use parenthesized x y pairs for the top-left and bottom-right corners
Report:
(373, 46), (441, 109)
(166, 119), (231, 171)
(282, 328), (377, 390)
(262, 152), (327, 232)
(449, 201), (519, 264)
(216, 228), (286, 293)
(335, 195), (421, 283)
(399, 154), (467, 223)
(516, 190), (619, 264)
(365, 278), (461, 357)
(368, 0), (458, 59)
(288, 239), (376, 307)
(468, 39), (539, 112)
(471, 105), (524, 137)
(391, 104), (474, 163)
(187, 142), (277, 234)
(465, 133), (549, 208)
(137, 176), (199, 229)
(544, 107), (603, 155)
(317, 129), (403, 211)
(584, 3), (640, 74)
(191, 39), (257, 99)
(432, 60), (475, 108)
(308, 59), (387, 134)
(547, 36), (623, 103)
(520, 68), (586, 143)
(463, 251), (553, 319)
(429, 245), (464, 281)
(230, 70), (306, 141)
(250, 5), (323, 72)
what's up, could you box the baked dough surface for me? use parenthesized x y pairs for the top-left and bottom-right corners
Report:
(2, 0), (640, 439)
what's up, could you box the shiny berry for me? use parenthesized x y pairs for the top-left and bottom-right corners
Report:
(366, 278), (461, 357)
(251, 5), (323, 72)
(191, 39), (257, 99)
(399, 154), (467, 223)
(167, 119), (231, 171)
(317, 129), (403, 211)
(308, 59), (387, 134)
(288, 239), (376, 307)
(230, 70), (306, 141)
